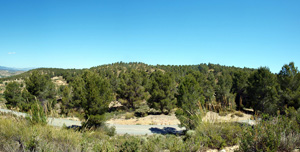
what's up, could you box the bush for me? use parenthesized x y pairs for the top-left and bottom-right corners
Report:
(99, 124), (116, 137)
(238, 116), (300, 152)
(175, 108), (203, 130)
(27, 103), (47, 125)
(0, 118), (83, 151)
(195, 122), (243, 149)
(125, 112), (135, 119)
(119, 135), (140, 152)
(82, 114), (106, 128)
(135, 104), (150, 117)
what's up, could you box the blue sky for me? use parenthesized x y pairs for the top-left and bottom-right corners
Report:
(0, 0), (299, 73)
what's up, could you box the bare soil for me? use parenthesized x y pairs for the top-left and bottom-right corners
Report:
(206, 145), (239, 152)
(51, 76), (67, 86)
(106, 114), (180, 125)
(106, 111), (252, 125)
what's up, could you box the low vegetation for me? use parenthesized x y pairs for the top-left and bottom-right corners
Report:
(2, 111), (299, 152)
(238, 115), (300, 152)
(0, 115), (243, 152)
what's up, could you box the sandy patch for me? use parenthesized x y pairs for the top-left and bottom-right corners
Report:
(106, 114), (180, 125)
(51, 76), (67, 86)
(206, 145), (239, 152)
(107, 111), (252, 125)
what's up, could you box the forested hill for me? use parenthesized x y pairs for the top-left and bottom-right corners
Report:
(2, 62), (299, 120)
(0, 62), (254, 83)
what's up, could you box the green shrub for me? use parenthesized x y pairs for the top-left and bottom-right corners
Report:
(165, 135), (185, 152)
(195, 122), (242, 149)
(125, 112), (135, 119)
(92, 140), (115, 152)
(0, 118), (83, 151)
(99, 124), (116, 137)
(82, 114), (106, 128)
(27, 103), (47, 125)
(118, 135), (141, 152)
(238, 116), (300, 152)
(175, 108), (203, 130)
(134, 104), (150, 117)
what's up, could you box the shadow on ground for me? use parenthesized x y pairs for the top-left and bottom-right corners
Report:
(67, 125), (81, 130)
(149, 127), (184, 135)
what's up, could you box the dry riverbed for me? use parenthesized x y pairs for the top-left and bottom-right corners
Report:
(106, 114), (180, 125)
(106, 111), (252, 125)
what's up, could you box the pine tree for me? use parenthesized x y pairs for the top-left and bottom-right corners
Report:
(4, 81), (22, 109)
(148, 71), (177, 114)
(80, 71), (113, 128)
(176, 74), (204, 130)
(247, 67), (279, 115)
(61, 85), (72, 115)
(25, 71), (56, 105)
(278, 62), (300, 110)
(71, 76), (86, 109)
(117, 70), (147, 110)
(215, 71), (233, 107)
(232, 70), (250, 110)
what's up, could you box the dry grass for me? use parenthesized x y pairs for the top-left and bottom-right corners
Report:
(202, 111), (252, 123)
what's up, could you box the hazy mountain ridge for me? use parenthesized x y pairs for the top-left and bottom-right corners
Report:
(0, 66), (34, 78)
(0, 66), (34, 72)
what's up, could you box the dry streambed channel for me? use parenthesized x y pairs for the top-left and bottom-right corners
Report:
(0, 109), (256, 135)
(0, 108), (185, 135)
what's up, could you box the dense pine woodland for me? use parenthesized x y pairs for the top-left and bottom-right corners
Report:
(1, 62), (300, 128)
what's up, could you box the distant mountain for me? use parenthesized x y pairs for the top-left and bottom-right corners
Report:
(0, 66), (34, 72)
(0, 66), (35, 78)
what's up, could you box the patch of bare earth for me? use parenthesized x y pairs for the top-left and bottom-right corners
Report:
(106, 111), (252, 125)
(106, 114), (180, 125)
(51, 76), (67, 86)
(206, 145), (239, 152)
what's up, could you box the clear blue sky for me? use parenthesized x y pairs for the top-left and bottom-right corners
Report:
(0, 0), (299, 73)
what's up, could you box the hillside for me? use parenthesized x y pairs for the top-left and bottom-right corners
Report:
(0, 62), (254, 81)
(0, 70), (25, 78)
